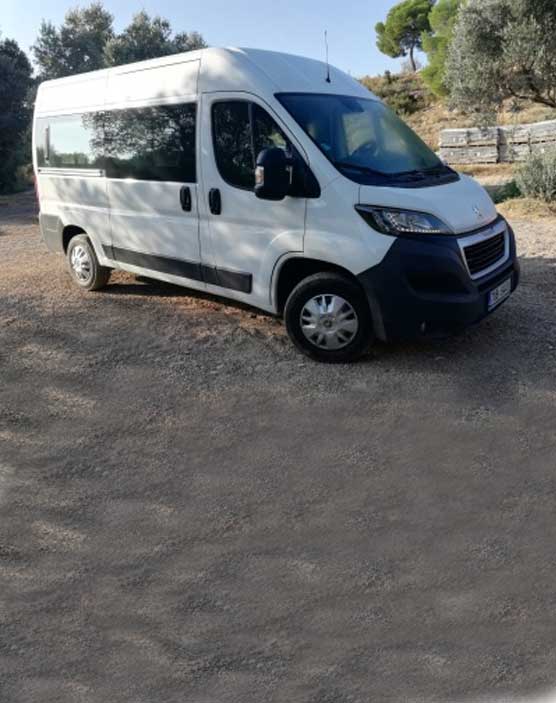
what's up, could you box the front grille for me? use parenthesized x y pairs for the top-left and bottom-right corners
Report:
(463, 232), (506, 276)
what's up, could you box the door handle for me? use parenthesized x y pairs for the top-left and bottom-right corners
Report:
(180, 185), (192, 212)
(208, 188), (222, 215)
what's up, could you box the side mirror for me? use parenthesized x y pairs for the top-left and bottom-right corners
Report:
(254, 147), (290, 201)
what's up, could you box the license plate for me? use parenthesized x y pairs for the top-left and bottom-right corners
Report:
(488, 277), (512, 310)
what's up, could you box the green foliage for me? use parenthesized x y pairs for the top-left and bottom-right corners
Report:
(31, 3), (207, 79)
(360, 71), (432, 116)
(173, 32), (207, 54)
(32, 2), (114, 80)
(421, 0), (461, 97)
(446, 0), (556, 119)
(0, 37), (33, 193)
(490, 180), (521, 204)
(515, 150), (556, 202)
(104, 11), (206, 67)
(375, 0), (434, 72)
(4, 3), (206, 192)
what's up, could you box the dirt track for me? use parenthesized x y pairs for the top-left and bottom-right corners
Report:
(2, 190), (556, 703)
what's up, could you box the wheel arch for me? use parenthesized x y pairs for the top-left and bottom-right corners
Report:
(61, 225), (107, 267)
(62, 224), (87, 253)
(273, 256), (366, 315)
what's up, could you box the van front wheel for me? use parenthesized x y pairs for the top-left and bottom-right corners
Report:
(66, 235), (110, 291)
(284, 272), (374, 363)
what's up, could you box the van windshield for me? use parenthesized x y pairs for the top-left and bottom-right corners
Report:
(276, 93), (457, 187)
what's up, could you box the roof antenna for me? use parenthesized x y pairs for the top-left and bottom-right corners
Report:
(324, 30), (331, 83)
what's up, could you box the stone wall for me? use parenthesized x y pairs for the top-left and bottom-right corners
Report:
(439, 120), (556, 164)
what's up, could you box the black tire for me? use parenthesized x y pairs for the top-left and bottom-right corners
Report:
(284, 272), (374, 363)
(66, 234), (110, 291)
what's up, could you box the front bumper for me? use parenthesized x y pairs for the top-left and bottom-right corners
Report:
(357, 220), (520, 342)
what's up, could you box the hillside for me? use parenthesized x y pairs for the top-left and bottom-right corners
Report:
(406, 102), (556, 152)
(360, 72), (556, 152)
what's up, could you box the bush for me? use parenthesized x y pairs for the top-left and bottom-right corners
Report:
(515, 150), (556, 202)
(360, 71), (433, 116)
(15, 163), (34, 190)
(489, 180), (521, 204)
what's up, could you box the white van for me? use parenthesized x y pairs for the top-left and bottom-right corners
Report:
(33, 47), (519, 362)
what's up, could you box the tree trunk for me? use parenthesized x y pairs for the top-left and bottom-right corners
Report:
(409, 45), (417, 72)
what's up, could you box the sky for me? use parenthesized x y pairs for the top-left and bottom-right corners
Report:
(1, 0), (412, 78)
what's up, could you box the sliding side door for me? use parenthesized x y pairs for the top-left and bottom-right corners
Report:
(105, 102), (202, 284)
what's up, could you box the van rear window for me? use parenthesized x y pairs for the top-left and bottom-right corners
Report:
(36, 115), (103, 169)
(35, 103), (197, 183)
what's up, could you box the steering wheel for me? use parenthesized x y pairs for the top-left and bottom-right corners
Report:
(349, 142), (378, 163)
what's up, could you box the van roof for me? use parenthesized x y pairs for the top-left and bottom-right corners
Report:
(35, 47), (376, 116)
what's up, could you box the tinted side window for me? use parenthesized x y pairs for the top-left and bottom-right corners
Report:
(36, 114), (103, 169)
(212, 102), (291, 190)
(253, 104), (313, 198)
(212, 102), (254, 189)
(211, 101), (318, 197)
(104, 103), (196, 182)
(253, 105), (288, 155)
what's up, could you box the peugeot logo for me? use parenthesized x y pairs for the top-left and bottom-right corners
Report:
(473, 205), (484, 220)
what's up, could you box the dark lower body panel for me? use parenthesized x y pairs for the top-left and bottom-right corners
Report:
(38, 214), (253, 296)
(103, 245), (252, 295)
(357, 225), (520, 342)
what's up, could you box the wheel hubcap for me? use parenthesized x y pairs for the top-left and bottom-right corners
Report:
(70, 245), (92, 283)
(300, 294), (359, 350)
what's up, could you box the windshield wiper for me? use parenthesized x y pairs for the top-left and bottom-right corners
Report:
(334, 161), (450, 179)
(394, 164), (450, 179)
(332, 160), (457, 187)
(332, 161), (385, 177)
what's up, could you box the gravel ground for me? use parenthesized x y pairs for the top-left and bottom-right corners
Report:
(2, 191), (556, 703)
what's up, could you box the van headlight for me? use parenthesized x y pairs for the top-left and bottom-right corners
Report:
(355, 205), (453, 236)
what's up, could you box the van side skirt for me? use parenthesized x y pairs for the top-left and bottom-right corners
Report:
(103, 245), (252, 294)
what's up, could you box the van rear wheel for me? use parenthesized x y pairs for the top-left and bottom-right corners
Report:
(284, 272), (374, 363)
(66, 235), (110, 291)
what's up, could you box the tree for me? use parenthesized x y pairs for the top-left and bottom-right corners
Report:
(421, 0), (461, 97)
(375, 0), (434, 72)
(104, 11), (206, 66)
(446, 0), (556, 118)
(0, 36), (33, 193)
(173, 31), (207, 54)
(32, 3), (114, 80)
(31, 4), (207, 78)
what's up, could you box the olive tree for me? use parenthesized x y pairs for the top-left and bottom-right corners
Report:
(104, 11), (206, 67)
(446, 0), (556, 118)
(32, 4), (207, 79)
(32, 3), (114, 80)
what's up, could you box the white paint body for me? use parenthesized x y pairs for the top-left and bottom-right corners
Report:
(33, 47), (496, 314)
